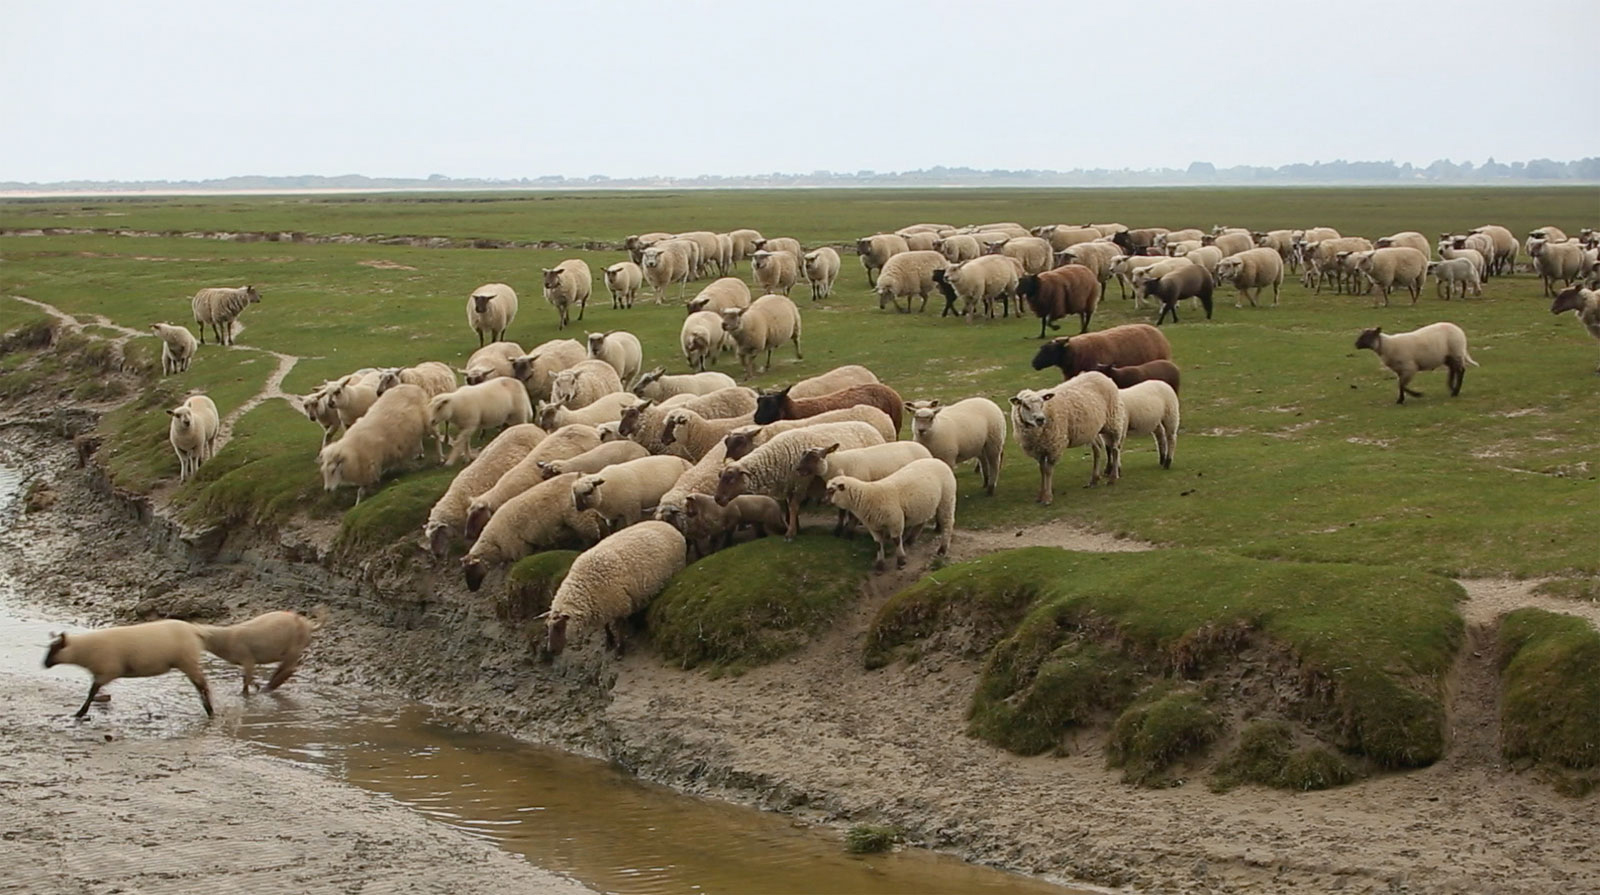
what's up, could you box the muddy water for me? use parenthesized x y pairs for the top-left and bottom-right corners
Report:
(0, 464), (1079, 895)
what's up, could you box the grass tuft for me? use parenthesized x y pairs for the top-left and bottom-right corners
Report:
(1105, 686), (1225, 786)
(1498, 609), (1600, 774)
(1212, 721), (1356, 791)
(844, 824), (901, 854)
(496, 551), (580, 650)
(334, 466), (454, 556)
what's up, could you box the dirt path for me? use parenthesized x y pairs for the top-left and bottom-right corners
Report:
(1457, 577), (1600, 630)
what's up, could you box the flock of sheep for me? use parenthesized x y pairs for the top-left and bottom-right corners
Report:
(96, 216), (1586, 678)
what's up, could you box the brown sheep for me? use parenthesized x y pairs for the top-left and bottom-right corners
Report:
(1016, 265), (1102, 338)
(1139, 265), (1215, 325)
(1030, 324), (1173, 381)
(1091, 359), (1182, 394)
(752, 383), (905, 434)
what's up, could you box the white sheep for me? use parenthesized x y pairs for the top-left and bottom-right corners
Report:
(571, 454), (692, 532)
(642, 241), (693, 302)
(536, 439), (649, 480)
(1435, 239), (1487, 283)
(1214, 247), (1285, 307)
(728, 229), (764, 268)
(317, 384), (432, 503)
(461, 472), (608, 592)
(722, 294), (803, 380)
(543, 260), (592, 330)
(824, 458), (956, 571)
(1009, 372), (1128, 504)
(298, 385), (344, 446)
(429, 378), (534, 464)
(1116, 380), (1179, 469)
(1201, 231), (1254, 258)
(754, 237), (804, 268)
(803, 247), (841, 301)
(463, 340), (527, 385)
(1469, 224), (1518, 275)
(463, 424), (602, 539)
(549, 359), (625, 409)
(720, 405), (898, 459)
(1375, 231), (1433, 258)
(789, 364), (880, 398)
(149, 323), (198, 375)
(190, 285), (260, 346)
(1156, 228), (1206, 248)
(679, 311), (730, 372)
(857, 234), (911, 286)
(586, 330), (643, 387)
(376, 361), (457, 398)
(44, 620), (214, 718)
(328, 378), (379, 431)
(596, 419), (624, 442)
(1533, 240), (1588, 297)
(509, 338), (587, 403)
(686, 277), (753, 315)
(603, 261), (643, 309)
(906, 397), (1005, 495)
(937, 234), (982, 264)
(1427, 259), (1483, 300)
(874, 250), (948, 313)
(167, 394), (219, 482)
(714, 421), (886, 537)
(425, 423), (547, 556)
(191, 608), (325, 695)
(466, 283), (518, 347)
(994, 236), (1055, 275)
(1354, 322), (1479, 404)
(944, 255), (1020, 321)
(714, 232), (734, 276)
(795, 440), (933, 535)
(752, 250), (798, 296)
(535, 390), (637, 431)
(545, 520), (686, 655)
(675, 231), (722, 277)
(1354, 247), (1429, 307)
(633, 367), (737, 401)
(660, 407), (756, 461)
(1110, 254), (1176, 305)
(1042, 226), (1104, 253)
(620, 388), (755, 454)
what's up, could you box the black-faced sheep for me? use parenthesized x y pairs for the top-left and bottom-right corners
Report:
(44, 620), (213, 718)
(1354, 323), (1479, 404)
(466, 283), (518, 347)
(753, 383), (904, 434)
(1549, 285), (1600, 372)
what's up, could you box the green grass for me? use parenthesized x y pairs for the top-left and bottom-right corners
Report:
(1211, 720), (1357, 792)
(1497, 609), (1600, 777)
(496, 551), (581, 651)
(648, 535), (874, 673)
(843, 824), (902, 854)
(1105, 685), (1226, 787)
(335, 465), (456, 556)
(1533, 578), (1600, 603)
(871, 548), (1464, 768)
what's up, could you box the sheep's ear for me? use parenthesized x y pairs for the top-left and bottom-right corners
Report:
(902, 401), (916, 412)
(779, 385), (794, 396)
(165, 408), (176, 416)
(823, 443), (840, 456)
(1009, 396), (1022, 406)
(589, 477), (605, 487)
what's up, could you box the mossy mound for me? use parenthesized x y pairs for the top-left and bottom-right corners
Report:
(334, 465), (454, 556)
(497, 551), (580, 649)
(1212, 721), (1356, 792)
(1106, 686), (1225, 786)
(174, 401), (337, 527)
(844, 824), (901, 854)
(648, 535), (874, 673)
(871, 548), (1465, 772)
(1498, 609), (1600, 785)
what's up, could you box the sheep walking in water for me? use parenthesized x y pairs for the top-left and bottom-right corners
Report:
(191, 607), (327, 695)
(44, 620), (214, 718)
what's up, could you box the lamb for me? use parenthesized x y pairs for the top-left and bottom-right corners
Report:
(536, 439), (649, 479)
(543, 260), (592, 330)
(1303, 237), (1374, 293)
(586, 330), (643, 387)
(535, 390), (636, 430)
(603, 262), (644, 309)
(462, 424), (602, 539)
(1354, 247), (1429, 307)
(722, 294), (803, 380)
(751, 250), (799, 296)
(44, 620), (213, 718)
(789, 364), (880, 398)
(463, 340), (527, 385)
(857, 234), (911, 286)
(167, 394), (219, 482)
(937, 233), (983, 264)
(1010, 373), (1128, 503)
(1549, 285), (1600, 372)
(795, 440), (934, 531)
(461, 472), (608, 591)
(1090, 359), (1181, 394)
(424, 423), (546, 556)
(550, 359), (625, 409)
(1116, 380), (1180, 469)
(1533, 240), (1588, 296)
(677, 493), (786, 556)
(1139, 264), (1215, 325)
(944, 255), (1021, 321)
(465, 283), (518, 347)
(905, 397), (1006, 495)
(430, 378), (534, 464)
(190, 285), (260, 346)
(1031, 324), (1172, 380)
(642, 241), (693, 302)
(571, 455), (692, 532)
(714, 421), (887, 537)
(686, 277), (753, 315)
(651, 439), (736, 531)
(317, 384), (431, 503)
(149, 323), (198, 375)
(376, 361), (457, 398)
(1427, 259), (1483, 300)
(298, 385), (345, 446)
(1017, 265), (1101, 337)
(1214, 247), (1285, 308)
(824, 458), (956, 571)
(328, 378), (380, 430)
(803, 247), (841, 301)
(721, 405), (898, 459)
(633, 367), (738, 401)
(544, 520), (686, 655)
(728, 229), (765, 267)
(1353, 323), (1479, 404)
(509, 338), (587, 403)
(874, 250), (948, 313)
(1436, 239), (1487, 283)
(753, 382), (904, 433)
(190, 608), (326, 695)
(1109, 254), (1176, 303)
(680, 310), (730, 371)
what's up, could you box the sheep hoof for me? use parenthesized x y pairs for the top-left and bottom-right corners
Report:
(896, 557), (907, 569)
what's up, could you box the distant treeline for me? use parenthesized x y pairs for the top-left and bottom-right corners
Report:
(6, 157), (1598, 192)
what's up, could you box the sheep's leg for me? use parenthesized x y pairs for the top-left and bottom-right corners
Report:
(872, 531), (889, 572)
(1088, 439), (1104, 487)
(1079, 311), (1090, 334)
(833, 508), (848, 537)
(264, 655), (302, 692)
(73, 681), (104, 718)
(239, 661), (255, 696)
(1037, 316), (1049, 339)
(180, 664), (214, 717)
(1448, 359), (1465, 396)
(578, 298), (586, 322)
(783, 500), (799, 541)
(1036, 457), (1054, 505)
(894, 527), (910, 569)
(793, 333), (802, 360)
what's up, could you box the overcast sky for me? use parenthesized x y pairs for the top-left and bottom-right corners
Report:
(3, 0), (1597, 182)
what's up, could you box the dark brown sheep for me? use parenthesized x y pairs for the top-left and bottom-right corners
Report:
(753, 383), (904, 433)
(1140, 265), (1215, 325)
(1112, 228), (1166, 255)
(1030, 324), (1173, 381)
(1091, 359), (1182, 394)
(1017, 264), (1101, 338)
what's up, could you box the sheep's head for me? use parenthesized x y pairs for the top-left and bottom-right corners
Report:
(796, 443), (841, 478)
(427, 394), (452, 427)
(1551, 285), (1591, 315)
(462, 555), (487, 592)
(751, 389), (790, 425)
(317, 445), (345, 491)
(720, 308), (745, 333)
(374, 368), (402, 395)
(43, 633), (67, 668)
(1030, 337), (1070, 372)
(542, 269), (564, 291)
(425, 522), (451, 558)
(723, 426), (763, 460)
(642, 248), (662, 268)
(472, 293), (495, 314)
(654, 502), (685, 530)
(463, 502), (491, 540)
(1008, 389), (1055, 429)
(686, 297), (709, 314)
(660, 410), (690, 445)
(464, 367), (488, 386)
(1354, 327), (1383, 351)
(617, 400), (650, 437)
(549, 371), (579, 406)
(908, 402), (942, 439)
(245, 285), (261, 303)
(682, 493), (712, 520)
(713, 464), (747, 506)
(822, 475), (858, 507)
(1426, 261), (1441, 275)
(856, 238), (873, 255)
(546, 612), (570, 656)
(632, 367), (665, 395)
(1215, 258), (1241, 282)
(166, 404), (194, 430)
(535, 401), (561, 430)
(571, 476), (602, 511)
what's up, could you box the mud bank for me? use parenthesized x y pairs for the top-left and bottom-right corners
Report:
(1, 420), (1595, 895)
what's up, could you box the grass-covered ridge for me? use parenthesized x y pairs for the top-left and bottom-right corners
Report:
(870, 548), (1465, 773)
(1497, 609), (1600, 789)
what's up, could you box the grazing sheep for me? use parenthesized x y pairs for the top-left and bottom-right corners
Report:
(905, 397), (1005, 495)
(424, 423), (546, 556)
(1116, 380), (1180, 469)
(1533, 240), (1588, 296)
(937, 233), (983, 264)
(1140, 264), (1215, 325)
(550, 359), (625, 409)
(191, 608), (325, 695)
(945, 255), (1022, 321)
(875, 250), (947, 313)
(603, 262), (643, 309)
(753, 382), (904, 433)
(1214, 247), (1285, 308)
(536, 439), (649, 480)
(678, 492), (785, 556)
(376, 361), (457, 398)
(722, 294), (803, 380)
(1031, 324), (1172, 380)
(318, 384), (431, 503)
(1354, 323), (1479, 404)
(1009, 372), (1128, 503)
(824, 458), (956, 571)
(752, 250), (799, 296)
(1354, 247), (1429, 307)
(687, 277), (753, 315)
(1090, 359), (1181, 394)
(1375, 231), (1432, 258)
(462, 472), (608, 591)
(508, 338), (587, 403)
(1427, 259), (1483, 300)
(1017, 265), (1101, 338)
(790, 364), (880, 398)
(466, 283), (518, 347)
(633, 367), (738, 400)
(715, 421), (887, 537)
(571, 455), (692, 532)
(190, 285), (261, 346)
(1470, 224), (1518, 275)
(44, 620), (213, 718)
(430, 378), (535, 464)
(542, 260), (592, 330)
(1549, 286), (1600, 372)
(642, 240), (693, 302)
(545, 520), (686, 655)
(463, 340), (527, 385)
(803, 247), (841, 301)
(721, 405), (898, 460)
(149, 323), (198, 375)
(858, 234), (911, 287)
(462, 424), (602, 539)
(535, 390), (637, 431)
(679, 310), (731, 372)
(586, 330), (643, 387)
(167, 394), (219, 482)
(795, 440), (933, 534)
